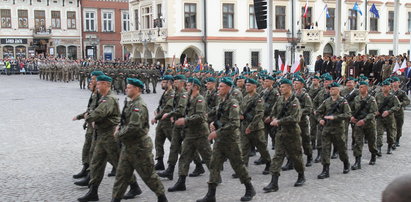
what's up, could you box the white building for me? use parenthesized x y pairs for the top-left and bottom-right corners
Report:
(0, 0), (82, 59)
(121, 0), (411, 70)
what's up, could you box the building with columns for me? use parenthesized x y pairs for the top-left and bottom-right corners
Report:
(0, 0), (82, 59)
(121, 0), (411, 71)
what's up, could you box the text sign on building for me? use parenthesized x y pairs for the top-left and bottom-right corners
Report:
(1, 39), (28, 44)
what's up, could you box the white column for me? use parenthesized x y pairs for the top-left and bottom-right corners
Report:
(335, 0), (342, 57)
(393, 0), (399, 56)
(267, 0), (273, 73)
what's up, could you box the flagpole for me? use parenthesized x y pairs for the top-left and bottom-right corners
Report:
(335, 0), (342, 57)
(267, 0), (273, 74)
(364, 0), (368, 54)
(393, 0), (399, 56)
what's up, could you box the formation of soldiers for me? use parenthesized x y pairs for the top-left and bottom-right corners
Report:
(70, 66), (410, 202)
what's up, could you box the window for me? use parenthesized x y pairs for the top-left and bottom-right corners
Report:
(223, 4), (234, 29)
(348, 9), (357, 30)
(134, 9), (139, 30)
(68, 46), (77, 59)
(370, 12), (378, 31)
(251, 51), (259, 67)
(303, 51), (311, 66)
(326, 8), (335, 30)
(34, 10), (46, 31)
(3, 46), (14, 58)
(349, 51), (356, 56)
(18, 10), (28, 28)
(142, 7), (152, 29)
(388, 11), (394, 32)
(67, 11), (76, 29)
(224, 52), (233, 68)
(249, 5), (257, 29)
(85, 11), (96, 31)
(122, 11), (129, 31)
(369, 50), (378, 56)
(1, 9), (11, 28)
(275, 6), (286, 30)
(301, 7), (312, 29)
(103, 11), (114, 32)
(408, 12), (411, 32)
(389, 50), (393, 56)
(184, 3), (196, 29)
(51, 11), (61, 29)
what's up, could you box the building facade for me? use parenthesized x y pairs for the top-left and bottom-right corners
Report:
(81, 0), (129, 60)
(0, 0), (82, 59)
(121, 0), (411, 71)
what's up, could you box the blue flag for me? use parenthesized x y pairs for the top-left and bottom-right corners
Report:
(370, 3), (379, 18)
(353, 2), (363, 16)
(325, 6), (331, 18)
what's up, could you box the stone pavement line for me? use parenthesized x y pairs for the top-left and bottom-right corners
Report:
(0, 75), (410, 202)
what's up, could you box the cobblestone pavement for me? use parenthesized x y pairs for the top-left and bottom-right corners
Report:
(1, 75), (410, 202)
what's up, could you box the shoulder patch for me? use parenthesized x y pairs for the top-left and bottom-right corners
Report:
(234, 92), (238, 95)
(292, 103), (297, 107)
(133, 107), (140, 112)
(197, 99), (203, 103)
(182, 95), (187, 98)
(258, 99), (262, 103)
(100, 99), (107, 103)
(232, 104), (238, 108)
(344, 101), (348, 104)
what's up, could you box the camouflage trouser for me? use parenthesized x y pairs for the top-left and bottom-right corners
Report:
(112, 136), (165, 199)
(299, 117), (312, 156)
(240, 126), (271, 166)
(89, 127), (136, 186)
(309, 115), (318, 144)
(316, 125), (324, 149)
(394, 112), (404, 142)
(82, 127), (94, 165)
(154, 120), (173, 160)
(321, 126), (349, 165)
(209, 133), (251, 184)
(178, 136), (212, 176)
(264, 123), (276, 148)
(353, 123), (378, 157)
(151, 79), (158, 93)
(80, 78), (86, 89)
(167, 125), (201, 166)
(344, 120), (355, 146)
(270, 126), (304, 175)
(376, 116), (397, 147)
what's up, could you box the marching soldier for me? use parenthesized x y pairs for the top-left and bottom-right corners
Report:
(204, 77), (219, 125)
(341, 77), (359, 150)
(308, 76), (322, 149)
(390, 76), (410, 147)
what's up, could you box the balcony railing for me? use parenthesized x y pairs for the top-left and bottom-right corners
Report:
(344, 30), (368, 43)
(300, 29), (323, 43)
(121, 28), (167, 44)
(33, 28), (52, 38)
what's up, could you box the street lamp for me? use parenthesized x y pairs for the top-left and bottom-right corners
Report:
(287, 29), (302, 64)
(154, 16), (165, 37)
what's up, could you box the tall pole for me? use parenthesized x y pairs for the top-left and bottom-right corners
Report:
(393, 0), (399, 56)
(335, 0), (342, 57)
(364, 0), (368, 54)
(291, 0), (295, 64)
(267, 0), (273, 73)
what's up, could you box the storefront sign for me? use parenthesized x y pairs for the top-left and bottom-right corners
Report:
(1, 38), (28, 44)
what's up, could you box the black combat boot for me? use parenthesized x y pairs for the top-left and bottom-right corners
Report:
(294, 172), (306, 187)
(74, 173), (90, 186)
(351, 156), (361, 170)
(391, 144), (397, 150)
(262, 162), (270, 175)
(189, 163), (205, 177)
(281, 158), (294, 171)
(311, 139), (316, 150)
(314, 149), (322, 163)
(343, 160), (350, 174)
(73, 164), (89, 179)
(377, 147), (382, 157)
(396, 137), (400, 147)
(155, 158), (165, 171)
(158, 194), (168, 202)
(387, 144), (393, 154)
(168, 175), (186, 192)
(331, 148), (338, 159)
(249, 147), (256, 157)
(317, 164), (330, 179)
(232, 173), (239, 179)
(263, 174), (279, 192)
(111, 198), (121, 202)
(123, 182), (142, 199)
(196, 183), (217, 202)
(306, 154), (313, 167)
(254, 157), (264, 165)
(108, 167), (116, 177)
(78, 185), (99, 202)
(240, 182), (256, 201)
(158, 164), (175, 180)
(369, 154), (376, 165)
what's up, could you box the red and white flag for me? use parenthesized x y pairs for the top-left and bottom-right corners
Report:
(303, 0), (309, 18)
(291, 55), (301, 73)
(278, 55), (285, 72)
(399, 60), (407, 72)
(184, 56), (188, 68)
(392, 61), (400, 73)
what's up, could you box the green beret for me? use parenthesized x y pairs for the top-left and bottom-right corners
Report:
(381, 80), (391, 86)
(320, 73), (331, 78)
(162, 75), (174, 81)
(329, 82), (340, 88)
(293, 76), (306, 84)
(96, 75), (113, 82)
(360, 75), (368, 80)
(346, 77), (357, 82)
(245, 78), (258, 85)
(174, 75), (187, 81)
(206, 77), (217, 83)
(91, 71), (104, 77)
(220, 77), (234, 86)
(265, 76), (276, 81)
(127, 78), (144, 89)
(312, 76), (321, 80)
(236, 75), (246, 80)
(188, 77), (202, 87)
(358, 81), (369, 86)
(323, 75), (333, 81)
(279, 78), (292, 86)
(385, 78), (393, 83)
(391, 76), (400, 82)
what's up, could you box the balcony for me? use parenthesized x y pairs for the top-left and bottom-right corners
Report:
(300, 29), (323, 43)
(344, 30), (368, 43)
(121, 28), (167, 45)
(33, 27), (52, 38)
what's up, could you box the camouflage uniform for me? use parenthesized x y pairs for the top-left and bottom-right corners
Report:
(261, 86), (279, 149)
(308, 85), (322, 148)
(154, 88), (175, 160)
(375, 92), (400, 149)
(313, 89), (330, 150)
(295, 90), (313, 160)
(341, 87), (359, 145)
(391, 88), (410, 144)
